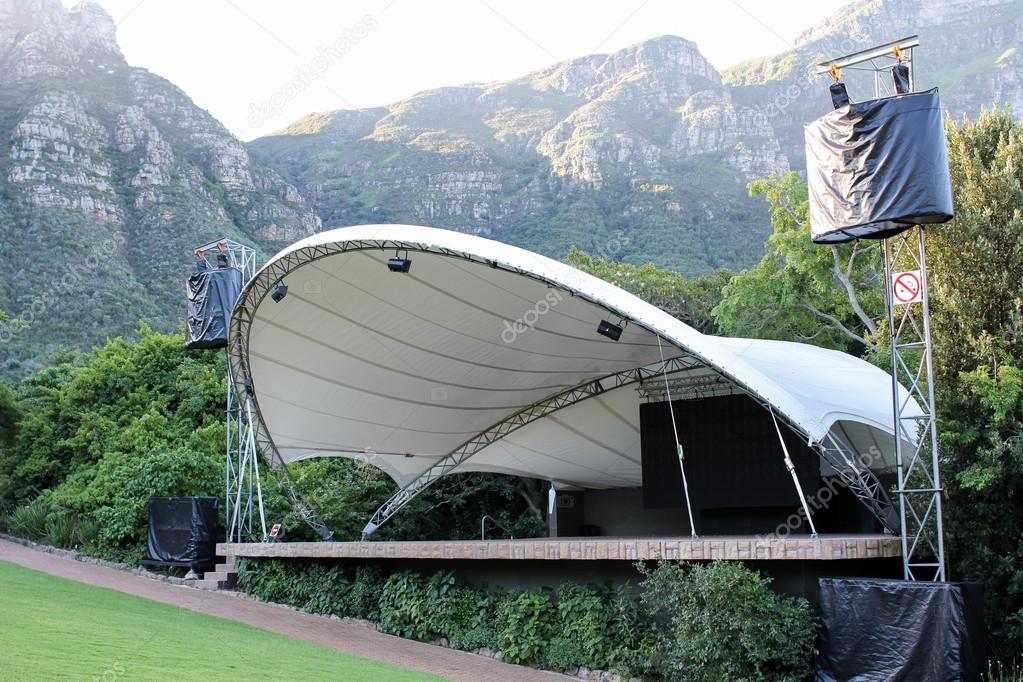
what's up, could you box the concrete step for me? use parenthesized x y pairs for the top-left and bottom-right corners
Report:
(195, 559), (238, 590)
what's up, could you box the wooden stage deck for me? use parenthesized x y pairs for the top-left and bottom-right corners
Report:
(219, 534), (900, 563)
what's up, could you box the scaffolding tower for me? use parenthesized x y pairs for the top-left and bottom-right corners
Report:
(192, 239), (267, 543)
(815, 37), (946, 581)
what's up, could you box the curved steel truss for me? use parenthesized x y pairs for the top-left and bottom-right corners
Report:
(360, 355), (703, 538)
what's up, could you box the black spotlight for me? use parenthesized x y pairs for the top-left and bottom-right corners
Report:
(597, 319), (623, 341)
(216, 253), (229, 268)
(271, 284), (288, 302)
(387, 256), (412, 273)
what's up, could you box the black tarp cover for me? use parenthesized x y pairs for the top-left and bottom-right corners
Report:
(804, 88), (954, 244)
(185, 266), (242, 349)
(144, 496), (218, 568)
(817, 577), (983, 681)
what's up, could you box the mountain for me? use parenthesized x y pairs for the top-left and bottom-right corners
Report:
(250, 0), (1023, 277)
(0, 0), (320, 369)
(248, 36), (789, 276)
(3, 0), (1022, 368)
(723, 0), (1023, 169)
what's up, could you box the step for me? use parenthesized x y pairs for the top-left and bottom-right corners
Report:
(195, 559), (239, 590)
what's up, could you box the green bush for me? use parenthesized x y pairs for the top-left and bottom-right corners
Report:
(639, 560), (817, 681)
(5, 496), (51, 540)
(44, 511), (98, 549)
(345, 565), (385, 620)
(497, 588), (554, 664)
(238, 559), (816, 678)
(446, 586), (499, 651)
(377, 570), (463, 641)
(237, 559), (388, 622)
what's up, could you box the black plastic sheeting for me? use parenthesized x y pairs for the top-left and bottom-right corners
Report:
(817, 577), (984, 681)
(143, 496), (219, 569)
(185, 265), (242, 349)
(804, 88), (954, 244)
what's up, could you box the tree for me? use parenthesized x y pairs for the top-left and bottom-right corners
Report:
(0, 380), (18, 448)
(706, 111), (1023, 659)
(928, 110), (1023, 657)
(563, 247), (731, 334)
(712, 172), (883, 354)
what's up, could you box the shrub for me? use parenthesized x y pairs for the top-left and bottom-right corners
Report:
(344, 565), (385, 620)
(378, 570), (460, 641)
(43, 511), (98, 549)
(5, 496), (51, 540)
(446, 586), (499, 651)
(497, 588), (554, 664)
(639, 560), (817, 681)
(546, 582), (607, 669)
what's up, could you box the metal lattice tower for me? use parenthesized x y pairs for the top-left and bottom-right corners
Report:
(816, 37), (946, 581)
(193, 239), (267, 543)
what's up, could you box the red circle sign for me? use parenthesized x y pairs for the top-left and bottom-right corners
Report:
(893, 272), (921, 303)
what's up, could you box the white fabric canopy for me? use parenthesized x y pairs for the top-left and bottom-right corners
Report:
(231, 224), (917, 491)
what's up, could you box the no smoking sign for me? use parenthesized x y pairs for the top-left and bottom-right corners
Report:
(892, 270), (923, 305)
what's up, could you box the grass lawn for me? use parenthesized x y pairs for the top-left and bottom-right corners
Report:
(0, 560), (445, 681)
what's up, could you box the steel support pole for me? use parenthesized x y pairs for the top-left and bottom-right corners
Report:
(770, 408), (818, 536)
(883, 229), (946, 581)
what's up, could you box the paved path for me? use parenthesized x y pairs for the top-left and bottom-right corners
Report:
(0, 538), (564, 682)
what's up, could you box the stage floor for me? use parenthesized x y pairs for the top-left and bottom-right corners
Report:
(218, 534), (900, 562)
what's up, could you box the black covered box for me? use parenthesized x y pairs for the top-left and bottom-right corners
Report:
(816, 577), (984, 681)
(804, 88), (954, 244)
(143, 496), (219, 569)
(185, 266), (243, 349)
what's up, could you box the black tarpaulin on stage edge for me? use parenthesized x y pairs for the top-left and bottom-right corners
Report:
(185, 266), (242, 349)
(144, 496), (218, 569)
(816, 577), (984, 681)
(804, 88), (954, 244)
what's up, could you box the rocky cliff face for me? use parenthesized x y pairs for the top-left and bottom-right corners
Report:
(3, 0), (1021, 365)
(723, 0), (1023, 169)
(0, 0), (320, 365)
(251, 0), (1023, 279)
(249, 35), (789, 275)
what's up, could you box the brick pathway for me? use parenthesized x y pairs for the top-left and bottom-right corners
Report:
(0, 538), (566, 682)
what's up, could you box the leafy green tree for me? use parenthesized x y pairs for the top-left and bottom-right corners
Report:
(712, 172), (883, 353)
(928, 109), (1023, 657)
(0, 380), (17, 448)
(563, 247), (732, 334)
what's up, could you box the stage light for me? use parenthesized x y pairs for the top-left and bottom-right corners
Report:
(830, 82), (849, 108)
(216, 253), (229, 268)
(271, 284), (288, 302)
(892, 63), (910, 94)
(597, 319), (623, 341)
(827, 63), (849, 109)
(387, 256), (412, 272)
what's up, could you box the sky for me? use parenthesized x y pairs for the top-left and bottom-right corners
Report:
(66, 0), (851, 140)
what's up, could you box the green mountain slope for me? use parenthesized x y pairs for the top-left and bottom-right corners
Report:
(249, 36), (789, 276)
(0, 0), (321, 370)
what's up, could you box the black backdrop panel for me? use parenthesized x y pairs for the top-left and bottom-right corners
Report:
(817, 578), (984, 681)
(145, 496), (218, 569)
(640, 394), (819, 517)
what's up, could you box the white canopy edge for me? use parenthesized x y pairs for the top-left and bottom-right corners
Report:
(231, 224), (918, 466)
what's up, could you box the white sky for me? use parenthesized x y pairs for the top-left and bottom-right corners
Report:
(67, 0), (851, 140)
